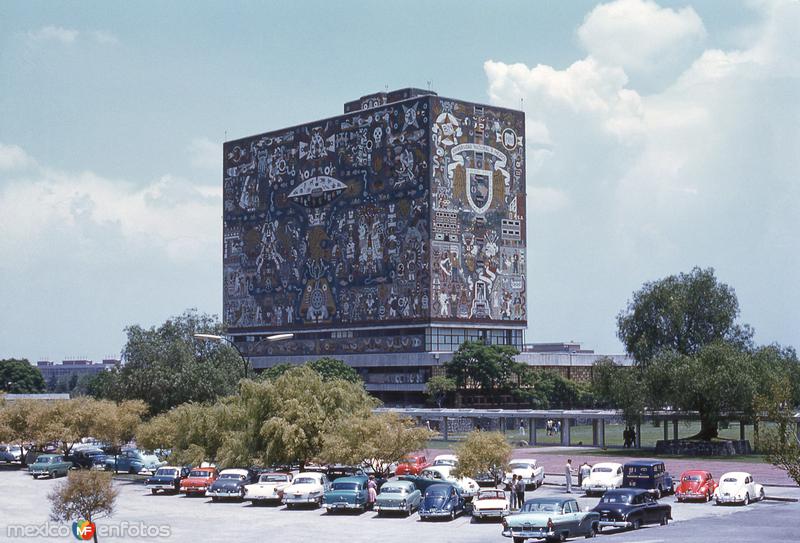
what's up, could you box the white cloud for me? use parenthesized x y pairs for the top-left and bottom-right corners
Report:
(578, 0), (706, 78)
(28, 25), (79, 44)
(92, 30), (119, 45)
(0, 143), (35, 171)
(188, 138), (221, 170)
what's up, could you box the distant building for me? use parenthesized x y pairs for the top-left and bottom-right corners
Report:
(36, 359), (118, 385)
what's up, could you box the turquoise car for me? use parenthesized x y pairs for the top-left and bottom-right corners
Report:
(375, 480), (422, 516)
(502, 497), (600, 542)
(29, 454), (72, 479)
(323, 475), (370, 513)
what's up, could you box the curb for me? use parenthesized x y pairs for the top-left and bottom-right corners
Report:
(763, 496), (798, 502)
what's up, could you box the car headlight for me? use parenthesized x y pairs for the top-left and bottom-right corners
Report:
(400, 499), (406, 506)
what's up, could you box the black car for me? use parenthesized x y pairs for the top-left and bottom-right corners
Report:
(622, 460), (674, 498)
(327, 465), (367, 481)
(206, 468), (258, 501)
(144, 466), (191, 494)
(474, 468), (503, 487)
(66, 448), (108, 470)
(592, 488), (672, 531)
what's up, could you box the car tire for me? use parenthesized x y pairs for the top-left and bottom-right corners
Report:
(632, 518), (642, 530)
(514, 538), (525, 543)
(759, 489), (765, 501)
(654, 487), (662, 499)
(239, 489), (245, 501)
(585, 524), (598, 538)
(450, 510), (455, 521)
(660, 514), (669, 526)
(743, 493), (750, 506)
(32, 474), (38, 479)
(676, 497), (683, 503)
(211, 497), (218, 502)
(151, 489), (158, 495)
(706, 491), (712, 502)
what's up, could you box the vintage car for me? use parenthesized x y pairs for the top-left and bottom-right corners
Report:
(714, 471), (765, 505)
(502, 497), (600, 542)
(144, 466), (191, 494)
(591, 488), (672, 531)
(0, 444), (24, 462)
(622, 460), (674, 498)
(180, 467), (219, 496)
(66, 448), (108, 470)
(504, 458), (545, 490)
(244, 472), (294, 505)
(581, 462), (623, 496)
(28, 454), (72, 479)
(419, 483), (465, 521)
(675, 470), (717, 502)
(283, 471), (332, 508)
(431, 454), (459, 468)
(472, 488), (510, 520)
(395, 454), (430, 476)
(206, 468), (257, 501)
(327, 464), (367, 481)
(103, 449), (164, 474)
(374, 480), (422, 516)
(421, 465), (480, 499)
(323, 475), (370, 513)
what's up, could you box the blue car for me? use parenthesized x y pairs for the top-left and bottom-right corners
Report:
(419, 483), (465, 521)
(103, 449), (163, 474)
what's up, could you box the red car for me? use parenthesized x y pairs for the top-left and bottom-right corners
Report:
(395, 454), (429, 476)
(675, 470), (717, 502)
(180, 466), (219, 496)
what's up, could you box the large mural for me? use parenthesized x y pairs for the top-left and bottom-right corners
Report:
(429, 98), (526, 323)
(223, 98), (432, 333)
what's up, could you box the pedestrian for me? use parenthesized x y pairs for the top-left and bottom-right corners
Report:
(367, 475), (377, 509)
(579, 461), (591, 488)
(623, 426), (631, 448)
(564, 458), (574, 493)
(516, 474), (525, 508)
(512, 475), (520, 509)
(519, 420), (525, 436)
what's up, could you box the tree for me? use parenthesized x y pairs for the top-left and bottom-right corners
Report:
(452, 430), (511, 482)
(445, 341), (524, 393)
(0, 358), (46, 393)
(318, 412), (433, 476)
(307, 357), (362, 384)
(93, 400), (147, 471)
(592, 360), (647, 426)
(617, 267), (752, 365)
(258, 363), (293, 381)
(0, 399), (46, 466)
(28, 398), (107, 458)
(756, 377), (800, 486)
(425, 375), (456, 408)
(90, 310), (243, 413)
(49, 471), (118, 543)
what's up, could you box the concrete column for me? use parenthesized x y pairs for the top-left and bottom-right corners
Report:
(592, 419), (599, 447)
(561, 418), (570, 446)
(663, 419), (669, 441)
(673, 419), (679, 441)
(740, 420), (746, 441)
(442, 417), (449, 441)
(635, 421), (642, 448)
(528, 418), (536, 445)
(599, 419), (606, 449)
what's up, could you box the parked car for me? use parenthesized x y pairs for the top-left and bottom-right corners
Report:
(622, 460), (674, 498)
(581, 462), (623, 496)
(420, 465), (480, 499)
(2, 444), (25, 462)
(66, 448), (108, 470)
(502, 497), (600, 542)
(0, 446), (15, 463)
(327, 464), (367, 481)
(419, 483), (465, 521)
(145, 466), (191, 494)
(431, 454), (459, 468)
(207, 468), (257, 501)
(103, 449), (163, 474)
(374, 480), (421, 516)
(475, 467), (505, 487)
(283, 471), (332, 508)
(504, 458), (545, 490)
(591, 488), (672, 531)
(714, 471), (765, 505)
(28, 454), (72, 479)
(471, 488), (510, 520)
(395, 454), (430, 476)
(675, 470), (717, 502)
(323, 475), (370, 513)
(244, 472), (294, 505)
(180, 467), (219, 496)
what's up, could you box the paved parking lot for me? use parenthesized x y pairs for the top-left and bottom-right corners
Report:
(1, 468), (798, 542)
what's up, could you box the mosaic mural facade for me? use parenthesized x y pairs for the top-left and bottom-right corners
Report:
(223, 91), (526, 356)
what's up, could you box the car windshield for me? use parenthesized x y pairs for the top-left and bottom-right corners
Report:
(400, 457), (417, 464)
(509, 463), (532, 470)
(220, 473), (245, 480)
(593, 467), (613, 473)
(426, 488), (451, 497)
(433, 459), (456, 466)
(601, 494), (632, 504)
(294, 477), (317, 485)
(683, 475), (702, 482)
(521, 501), (560, 513)
(155, 468), (178, 477)
(380, 486), (405, 494)
(332, 482), (359, 491)
(36, 457), (53, 463)
(723, 477), (738, 483)
(260, 474), (288, 483)
(189, 470), (211, 477)
(479, 490), (505, 500)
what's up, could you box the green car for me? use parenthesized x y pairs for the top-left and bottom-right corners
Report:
(29, 454), (73, 479)
(323, 475), (370, 513)
(502, 497), (600, 542)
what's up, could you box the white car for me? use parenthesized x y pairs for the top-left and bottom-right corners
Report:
(714, 471), (765, 505)
(421, 465), (479, 499)
(581, 462), (623, 495)
(282, 472), (331, 508)
(471, 488), (510, 519)
(503, 458), (545, 490)
(431, 454), (459, 468)
(244, 472), (294, 505)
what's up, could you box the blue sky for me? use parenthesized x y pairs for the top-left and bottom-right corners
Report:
(1, 0), (797, 362)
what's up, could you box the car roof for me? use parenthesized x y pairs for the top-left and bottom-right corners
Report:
(524, 497), (568, 504)
(720, 471), (751, 479)
(426, 483), (458, 491)
(681, 470), (710, 476)
(624, 459), (664, 466)
(219, 468), (250, 475)
(433, 454), (458, 460)
(605, 488), (648, 496)
(382, 481), (414, 489)
(36, 454), (59, 458)
(156, 466), (182, 470)
(190, 467), (216, 472)
(424, 465), (452, 475)
(332, 476), (368, 483)
(293, 472), (324, 479)
(260, 472), (291, 476)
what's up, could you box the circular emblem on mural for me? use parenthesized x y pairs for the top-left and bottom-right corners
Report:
(502, 128), (518, 150)
(310, 288), (324, 310)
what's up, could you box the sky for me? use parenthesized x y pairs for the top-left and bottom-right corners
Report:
(1, 0), (798, 362)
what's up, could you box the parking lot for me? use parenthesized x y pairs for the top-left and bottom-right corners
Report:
(2, 468), (799, 542)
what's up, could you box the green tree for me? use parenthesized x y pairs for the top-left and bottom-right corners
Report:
(32, 398), (107, 457)
(592, 360), (647, 426)
(445, 341), (523, 393)
(425, 375), (457, 408)
(453, 430), (511, 482)
(258, 363), (293, 381)
(0, 399), (46, 465)
(617, 267), (752, 366)
(307, 357), (362, 384)
(756, 377), (800, 486)
(90, 310), (243, 413)
(0, 359), (46, 393)
(93, 400), (147, 471)
(136, 401), (227, 465)
(49, 471), (118, 543)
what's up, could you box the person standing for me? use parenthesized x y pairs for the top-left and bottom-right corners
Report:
(579, 461), (592, 488)
(564, 459), (574, 493)
(367, 475), (378, 509)
(516, 474), (525, 508)
(508, 475), (517, 509)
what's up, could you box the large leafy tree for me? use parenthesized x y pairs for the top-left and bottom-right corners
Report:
(617, 267), (752, 366)
(0, 399), (45, 465)
(425, 375), (457, 408)
(453, 430), (511, 481)
(0, 359), (46, 393)
(93, 400), (148, 469)
(756, 376), (800, 486)
(445, 341), (524, 393)
(90, 310), (243, 413)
